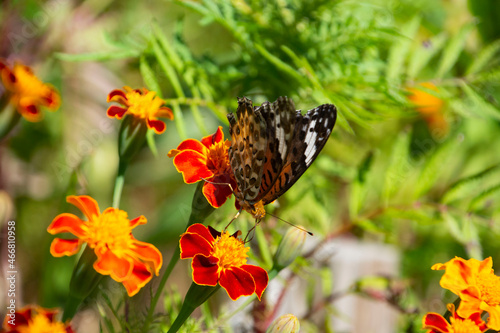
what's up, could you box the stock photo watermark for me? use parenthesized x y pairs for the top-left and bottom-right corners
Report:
(5, 220), (17, 325)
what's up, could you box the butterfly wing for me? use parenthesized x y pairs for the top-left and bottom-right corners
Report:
(261, 103), (337, 204)
(227, 97), (268, 201)
(256, 96), (297, 199)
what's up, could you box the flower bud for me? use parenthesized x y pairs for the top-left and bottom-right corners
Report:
(273, 227), (307, 271)
(266, 314), (300, 333)
(118, 114), (148, 163)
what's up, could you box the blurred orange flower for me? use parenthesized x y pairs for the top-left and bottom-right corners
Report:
(432, 257), (500, 330)
(407, 82), (448, 137)
(180, 223), (268, 300)
(0, 61), (60, 122)
(107, 86), (173, 134)
(422, 304), (487, 333)
(2, 305), (74, 333)
(47, 195), (162, 297)
(169, 126), (236, 208)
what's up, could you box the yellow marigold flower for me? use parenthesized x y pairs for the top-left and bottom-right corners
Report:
(0, 60), (60, 122)
(2, 305), (74, 332)
(107, 86), (173, 134)
(422, 303), (487, 333)
(432, 257), (500, 330)
(47, 195), (163, 297)
(407, 82), (448, 138)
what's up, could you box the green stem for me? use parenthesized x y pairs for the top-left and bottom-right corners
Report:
(0, 102), (21, 141)
(143, 183), (215, 333)
(112, 162), (126, 208)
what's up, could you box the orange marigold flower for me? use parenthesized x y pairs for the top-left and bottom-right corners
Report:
(2, 305), (74, 333)
(168, 126), (236, 208)
(0, 61), (60, 122)
(180, 223), (268, 301)
(47, 195), (163, 297)
(106, 86), (173, 134)
(422, 304), (487, 333)
(407, 82), (448, 138)
(432, 257), (500, 330)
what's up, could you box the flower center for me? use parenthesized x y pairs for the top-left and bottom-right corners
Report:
(125, 90), (165, 119)
(206, 140), (231, 175)
(449, 317), (483, 333)
(84, 208), (133, 256)
(20, 313), (67, 333)
(476, 270), (500, 305)
(212, 232), (248, 270)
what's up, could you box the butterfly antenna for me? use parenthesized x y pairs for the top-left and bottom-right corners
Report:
(265, 212), (314, 236)
(201, 177), (236, 196)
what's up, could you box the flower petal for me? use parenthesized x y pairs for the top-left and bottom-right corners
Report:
(185, 223), (215, 244)
(180, 231), (213, 259)
(172, 150), (213, 184)
(457, 286), (482, 318)
(107, 105), (128, 119)
(93, 249), (133, 282)
(202, 174), (235, 208)
(121, 260), (153, 297)
(480, 302), (500, 330)
(47, 213), (86, 237)
(422, 313), (451, 332)
(157, 106), (174, 120)
(131, 239), (163, 275)
(19, 104), (42, 122)
(107, 89), (127, 104)
(66, 195), (100, 220)
(219, 266), (256, 300)
(130, 215), (147, 228)
(201, 126), (224, 148)
(191, 254), (219, 286)
(240, 264), (268, 300)
(50, 238), (83, 257)
(147, 118), (166, 134)
(173, 139), (208, 156)
(435, 257), (477, 295)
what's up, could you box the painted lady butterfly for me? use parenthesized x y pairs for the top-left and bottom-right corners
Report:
(227, 96), (337, 220)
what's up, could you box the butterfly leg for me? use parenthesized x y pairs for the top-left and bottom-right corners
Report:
(244, 219), (262, 243)
(224, 208), (242, 231)
(201, 177), (236, 196)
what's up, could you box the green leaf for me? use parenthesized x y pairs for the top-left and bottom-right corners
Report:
(386, 15), (421, 81)
(151, 37), (185, 98)
(407, 33), (447, 80)
(468, 182), (500, 212)
(170, 101), (187, 140)
(256, 44), (305, 83)
(466, 39), (500, 76)
(442, 164), (500, 204)
(460, 82), (500, 120)
(152, 21), (184, 72)
(383, 131), (411, 204)
(436, 23), (475, 78)
(55, 50), (141, 62)
(413, 136), (460, 198)
(146, 129), (158, 158)
(139, 56), (162, 96)
(442, 211), (465, 243)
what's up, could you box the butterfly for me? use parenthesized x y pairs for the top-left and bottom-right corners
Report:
(227, 96), (337, 220)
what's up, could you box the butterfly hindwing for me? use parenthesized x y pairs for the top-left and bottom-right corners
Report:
(261, 103), (337, 204)
(228, 97), (267, 201)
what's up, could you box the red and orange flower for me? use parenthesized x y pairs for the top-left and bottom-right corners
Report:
(432, 257), (500, 330)
(0, 61), (60, 122)
(422, 304), (487, 333)
(180, 223), (268, 300)
(47, 195), (162, 297)
(407, 82), (448, 138)
(107, 86), (173, 134)
(2, 305), (74, 333)
(169, 126), (236, 208)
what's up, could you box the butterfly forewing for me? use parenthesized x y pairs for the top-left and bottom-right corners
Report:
(261, 103), (337, 204)
(228, 97), (267, 201)
(256, 96), (296, 198)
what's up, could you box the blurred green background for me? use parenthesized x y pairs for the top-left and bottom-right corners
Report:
(1, 0), (500, 331)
